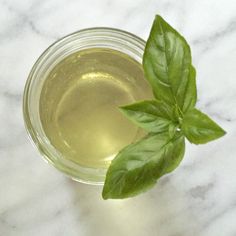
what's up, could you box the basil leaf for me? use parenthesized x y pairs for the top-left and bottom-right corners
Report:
(182, 108), (226, 144)
(168, 122), (179, 138)
(102, 132), (185, 199)
(182, 66), (197, 112)
(120, 100), (177, 133)
(143, 15), (197, 112)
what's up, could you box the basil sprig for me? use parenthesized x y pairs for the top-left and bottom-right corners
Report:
(102, 15), (226, 199)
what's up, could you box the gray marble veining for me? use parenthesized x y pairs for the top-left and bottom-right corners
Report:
(0, 0), (236, 235)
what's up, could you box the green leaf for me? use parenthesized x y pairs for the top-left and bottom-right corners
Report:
(120, 100), (177, 133)
(182, 66), (197, 112)
(182, 108), (226, 144)
(168, 122), (179, 138)
(102, 15), (226, 200)
(143, 15), (197, 112)
(102, 132), (185, 199)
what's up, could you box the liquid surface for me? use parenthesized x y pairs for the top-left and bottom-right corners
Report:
(40, 48), (152, 169)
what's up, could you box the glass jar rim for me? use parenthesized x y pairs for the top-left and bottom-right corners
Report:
(23, 27), (146, 185)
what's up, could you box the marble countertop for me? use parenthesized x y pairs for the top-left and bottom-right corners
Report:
(1, 0), (236, 235)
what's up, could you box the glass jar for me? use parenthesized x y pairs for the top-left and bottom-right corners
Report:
(23, 28), (145, 184)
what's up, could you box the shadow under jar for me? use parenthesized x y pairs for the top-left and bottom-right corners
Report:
(23, 28), (153, 184)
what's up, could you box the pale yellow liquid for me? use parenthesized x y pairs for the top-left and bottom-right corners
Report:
(40, 48), (152, 169)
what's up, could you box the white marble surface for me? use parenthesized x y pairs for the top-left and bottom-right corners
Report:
(1, 0), (236, 235)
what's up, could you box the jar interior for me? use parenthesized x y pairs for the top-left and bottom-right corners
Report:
(24, 28), (149, 184)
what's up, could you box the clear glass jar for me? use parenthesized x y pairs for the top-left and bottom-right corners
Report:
(23, 28), (145, 184)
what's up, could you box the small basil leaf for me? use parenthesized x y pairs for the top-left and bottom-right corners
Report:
(120, 100), (176, 133)
(182, 66), (197, 112)
(182, 108), (226, 144)
(143, 15), (196, 112)
(168, 122), (179, 138)
(102, 132), (185, 199)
